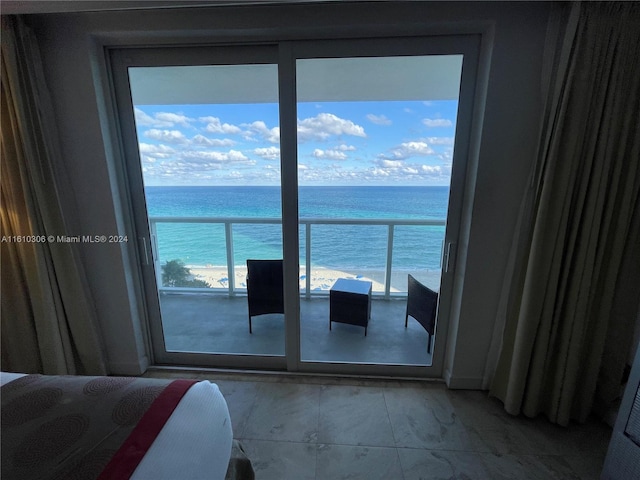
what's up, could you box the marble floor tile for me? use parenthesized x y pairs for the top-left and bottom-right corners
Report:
(212, 380), (259, 438)
(446, 389), (516, 430)
(240, 439), (316, 480)
(446, 392), (526, 451)
(464, 422), (536, 455)
(143, 370), (611, 479)
(449, 394), (540, 455)
(563, 454), (605, 480)
(385, 386), (473, 451)
(559, 417), (612, 459)
(242, 382), (321, 443)
(511, 417), (585, 456)
(479, 453), (582, 480)
(318, 385), (396, 447)
(316, 444), (403, 480)
(398, 448), (490, 480)
(507, 414), (610, 459)
(448, 389), (611, 458)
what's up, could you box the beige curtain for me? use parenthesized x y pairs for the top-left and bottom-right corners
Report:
(1, 16), (107, 376)
(490, 2), (640, 426)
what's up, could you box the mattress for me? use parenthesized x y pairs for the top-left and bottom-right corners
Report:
(0, 372), (234, 480)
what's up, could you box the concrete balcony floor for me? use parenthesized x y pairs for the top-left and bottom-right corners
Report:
(158, 293), (434, 366)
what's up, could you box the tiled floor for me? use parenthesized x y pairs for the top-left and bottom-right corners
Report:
(145, 370), (611, 479)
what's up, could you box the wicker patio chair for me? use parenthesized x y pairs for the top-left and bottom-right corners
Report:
(405, 274), (438, 353)
(246, 259), (284, 333)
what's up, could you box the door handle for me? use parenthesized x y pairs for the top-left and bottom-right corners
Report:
(150, 234), (158, 262)
(139, 236), (157, 266)
(139, 237), (150, 266)
(444, 242), (456, 273)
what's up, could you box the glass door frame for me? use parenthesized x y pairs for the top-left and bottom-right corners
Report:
(283, 35), (482, 377)
(109, 44), (288, 370)
(109, 33), (483, 377)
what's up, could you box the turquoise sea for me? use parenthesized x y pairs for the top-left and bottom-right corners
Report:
(146, 186), (449, 272)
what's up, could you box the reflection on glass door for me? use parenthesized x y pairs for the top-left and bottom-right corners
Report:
(295, 55), (463, 366)
(128, 63), (285, 358)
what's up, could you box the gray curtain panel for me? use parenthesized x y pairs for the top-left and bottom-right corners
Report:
(490, 2), (640, 426)
(0, 16), (107, 376)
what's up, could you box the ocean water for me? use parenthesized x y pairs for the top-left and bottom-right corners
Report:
(146, 186), (449, 272)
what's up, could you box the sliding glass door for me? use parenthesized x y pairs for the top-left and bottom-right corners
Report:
(290, 37), (477, 376)
(111, 47), (287, 369)
(110, 34), (480, 376)
(295, 54), (462, 368)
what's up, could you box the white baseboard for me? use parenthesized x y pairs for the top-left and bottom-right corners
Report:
(443, 366), (453, 385)
(108, 356), (149, 376)
(444, 370), (484, 390)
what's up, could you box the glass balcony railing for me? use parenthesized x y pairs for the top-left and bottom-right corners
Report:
(149, 216), (446, 298)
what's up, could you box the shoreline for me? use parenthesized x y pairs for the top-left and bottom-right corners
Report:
(186, 265), (441, 292)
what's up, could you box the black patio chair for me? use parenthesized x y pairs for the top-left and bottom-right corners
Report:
(405, 274), (438, 353)
(246, 259), (284, 333)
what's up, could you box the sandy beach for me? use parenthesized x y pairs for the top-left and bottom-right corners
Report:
(187, 265), (441, 293)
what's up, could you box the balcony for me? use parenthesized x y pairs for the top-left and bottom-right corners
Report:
(150, 216), (444, 366)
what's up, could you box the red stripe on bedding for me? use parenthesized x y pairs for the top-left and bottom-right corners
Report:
(97, 379), (198, 480)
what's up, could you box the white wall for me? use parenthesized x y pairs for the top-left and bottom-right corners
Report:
(26, 1), (551, 380)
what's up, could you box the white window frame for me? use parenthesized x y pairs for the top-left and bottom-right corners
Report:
(105, 29), (488, 378)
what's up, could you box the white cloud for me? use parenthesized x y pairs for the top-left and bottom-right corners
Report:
(136, 106), (456, 185)
(141, 162), (221, 180)
(244, 121), (280, 144)
(421, 165), (442, 174)
(369, 159), (446, 182)
(134, 108), (156, 126)
(383, 141), (436, 160)
(134, 108), (195, 127)
(424, 136), (455, 145)
(423, 118), (453, 128)
(154, 112), (193, 127)
(182, 150), (250, 163)
(366, 114), (392, 126)
(138, 143), (176, 158)
(312, 148), (348, 160)
(192, 134), (236, 147)
(371, 168), (391, 177)
(144, 129), (188, 144)
(379, 159), (404, 168)
(200, 116), (242, 134)
(254, 146), (280, 160)
(337, 144), (356, 151)
(298, 113), (366, 141)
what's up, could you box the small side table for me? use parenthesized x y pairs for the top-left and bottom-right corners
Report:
(329, 278), (372, 336)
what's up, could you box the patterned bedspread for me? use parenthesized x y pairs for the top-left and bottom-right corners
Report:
(1, 374), (195, 480)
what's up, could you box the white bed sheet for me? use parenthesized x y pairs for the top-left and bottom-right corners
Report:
(0, 371), (26, 386)
(0, 372), (233, 480)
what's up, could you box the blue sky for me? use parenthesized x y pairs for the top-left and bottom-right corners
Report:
(134, 100), (458, 186)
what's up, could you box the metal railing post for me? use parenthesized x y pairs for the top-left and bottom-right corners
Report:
(225, 221), (235, 295)
(305, 222), (311, 299)
(385, 224), (394, 299)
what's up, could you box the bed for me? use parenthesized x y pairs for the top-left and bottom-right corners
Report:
(0, 372), (254, 480)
